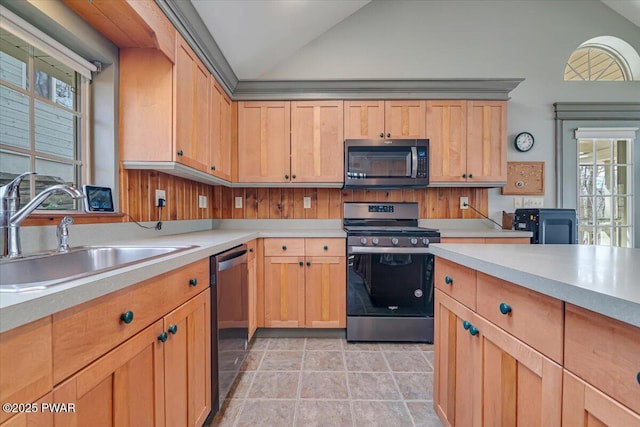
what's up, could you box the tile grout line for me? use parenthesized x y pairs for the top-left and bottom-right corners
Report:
(381, 349), (418, 427)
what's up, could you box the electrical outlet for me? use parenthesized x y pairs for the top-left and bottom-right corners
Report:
(198, 195), (207, 209)
(303, 196), (311, 209)
(523, 197), (544, 208)
(235, 197), (243, 209)
(514, 197), (523, 209)
(460, 197), (468, 209)
(155, 189), (166, 207)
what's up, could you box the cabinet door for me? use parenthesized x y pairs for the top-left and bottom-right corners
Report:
(475, 313), (563, 427)
(304, 256), (346, 328)
(384, 100), (426, 139)
(562, 370), (640, 427)
(164, 289), (211, 427)
(238, 101), (291, 183)
(210, 80), (233, 181)
(344, 100), (385, 139)
(427, 100), (467, 182)
(264, 256), (305, 327)
(175, 36), (209, 173)
(466, 101), (507, 183)
(434, 290), (482, 427)
(291, 101), (344, 183)
(49, 320), (166, 427)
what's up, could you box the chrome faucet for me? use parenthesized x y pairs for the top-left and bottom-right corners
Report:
(0, 172), (85, 258)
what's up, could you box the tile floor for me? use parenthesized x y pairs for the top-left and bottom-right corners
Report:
(208, 337), (443, 427)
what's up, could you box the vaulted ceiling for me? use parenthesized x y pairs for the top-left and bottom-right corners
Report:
(190, 0), (640, 80)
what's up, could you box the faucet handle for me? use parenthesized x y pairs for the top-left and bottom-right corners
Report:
(0, 172), (37, 198)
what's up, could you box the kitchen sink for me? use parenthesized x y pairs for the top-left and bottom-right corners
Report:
(0, 245), (198, 292)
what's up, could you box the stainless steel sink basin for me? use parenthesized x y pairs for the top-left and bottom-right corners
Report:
(0, 245), (198, 292)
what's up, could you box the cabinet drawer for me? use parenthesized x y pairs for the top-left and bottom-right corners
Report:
(52, 258), (208, 383)
(263, 238), (305, 256)
(434, 258), (477, 310)
(0, 317), (52, 425)
(476, 272), (564, 363)
(305, 238), (345, 257)
(564, 304), (640, 414)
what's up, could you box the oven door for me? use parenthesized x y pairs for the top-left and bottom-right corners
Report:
(347, 246), (434, 318)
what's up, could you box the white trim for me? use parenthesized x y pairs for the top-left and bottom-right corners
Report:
(575, 127), (639, 140)
(0, 5), (96, 80)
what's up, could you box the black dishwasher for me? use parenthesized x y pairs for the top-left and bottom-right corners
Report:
(208, 244), (248, 418)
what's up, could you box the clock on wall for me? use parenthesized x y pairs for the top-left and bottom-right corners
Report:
(514, 131), (535, 152)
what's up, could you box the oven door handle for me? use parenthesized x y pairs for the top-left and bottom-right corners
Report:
(411, 146), (418, 178)
(349, 246), (430, 254)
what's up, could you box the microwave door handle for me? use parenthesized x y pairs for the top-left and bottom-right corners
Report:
(411, 146), (418, 178)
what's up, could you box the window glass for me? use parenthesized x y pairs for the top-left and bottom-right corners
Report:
(34, 99), (76, 158)
(0, 86), (30, 149)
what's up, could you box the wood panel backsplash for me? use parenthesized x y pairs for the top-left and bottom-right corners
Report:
(122, 169), (488, 221)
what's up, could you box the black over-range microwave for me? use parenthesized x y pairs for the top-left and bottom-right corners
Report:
(344, 139), (429, 189)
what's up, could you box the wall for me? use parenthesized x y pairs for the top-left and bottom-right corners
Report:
(121, 170), (488, 221)
(260, 0), (640, 222)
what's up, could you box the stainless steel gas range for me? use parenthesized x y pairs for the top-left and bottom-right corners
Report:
(344, 202), (440, 343)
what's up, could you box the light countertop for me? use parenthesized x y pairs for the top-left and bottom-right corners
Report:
(429, 244), (640, 328)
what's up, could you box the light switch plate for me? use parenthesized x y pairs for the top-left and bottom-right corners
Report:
(523, 197), (544, 208)
(198, 195), (207, 209)
(235, 197), (243, 209)
(514, 197), (523, 209)
(303, 196), (311, 209)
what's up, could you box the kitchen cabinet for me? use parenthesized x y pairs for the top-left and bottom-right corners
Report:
(237, 101), (344, 184)
(209, 80), (234, 181)
(0, 317), (52, 425)
(344, 100), (426, 139)
(175, 34), (210, 173)
(427, 100), (507, 185)
(263, 238), (346, 328)
(290, 101), (344, 183)
(247, 240), (258, 340)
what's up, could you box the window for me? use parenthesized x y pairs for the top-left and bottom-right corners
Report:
(576, 128), (635, 247)
(0, 10), (95, 210)
(564, 36), (640, 81)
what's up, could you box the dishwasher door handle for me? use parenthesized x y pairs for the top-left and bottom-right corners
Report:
(217, 250), (248, 271)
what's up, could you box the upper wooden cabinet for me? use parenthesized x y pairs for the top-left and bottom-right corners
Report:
(62, 0), (176, 61)
(237, 101), (344, 184)
(344, 100), (426, 139)
(209, 80), (234, 181)
(175, 35), (210, 173)
(427, 100), (507, 185)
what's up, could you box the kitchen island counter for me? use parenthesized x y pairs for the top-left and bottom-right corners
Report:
(429, 243), (640, 327)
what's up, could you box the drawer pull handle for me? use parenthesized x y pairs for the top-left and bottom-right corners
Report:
(299, 261), (304, 266)
(444, 276), (453, 285)
(120, 311), (134, 324)
(323, 245), (328, 251)
(168, 324), (178, 335)
(158, 332), (168, 343)
(189, 278), (198, 287)
(282, 245), (287, 251)
(499, 303), (512, 315)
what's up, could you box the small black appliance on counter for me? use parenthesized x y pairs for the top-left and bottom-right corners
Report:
(514, 208), (578, 244)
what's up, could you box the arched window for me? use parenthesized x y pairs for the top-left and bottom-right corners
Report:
(564, 36), (640, 81)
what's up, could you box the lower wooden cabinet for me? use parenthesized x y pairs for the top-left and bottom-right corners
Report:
(435, 289), (563, 426)
(263, 238), (346, 328)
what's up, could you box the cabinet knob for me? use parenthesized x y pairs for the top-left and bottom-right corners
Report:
(637, 372), (640, 385)
(168, 324), (178, 335)
(292, 174), (296, 179)
(189, 278), (198, 287)
(379, 132), (384, 138)
(499, 303), (512, 315)
(211, 165), (216, 171)
(444, 276), (453, 285)
(285, 174), (289, 179)
(299, 261), (304, 266)
(469, 325), (479, 336)
(177, 150), (183, 156)
(386, 133), (391, 138)
(468, 173), (473, 179)
(249, 248), (254, 253)
(323, 245), (328, 251)
(462, 173), (467, 178)
(158, 332), (168, 343)
(282, 245), (287, 251)
(462, 320), (471, 330)
(120, 311), (134, 324)
(306, 261), (311, 266)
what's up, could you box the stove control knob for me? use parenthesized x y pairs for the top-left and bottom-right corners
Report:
(372, 238), (379, 246)
(391, 238), (399, 246)
(422, 238), (430, 246)
(360, 237), (368, 245)
(410, 238), (418, 246)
